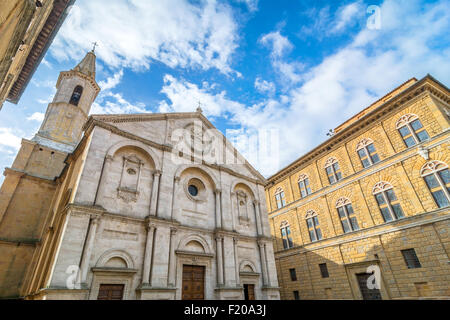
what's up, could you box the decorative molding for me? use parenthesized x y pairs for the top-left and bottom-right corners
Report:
(420, 160), (448, 176)
(372, 181), (393, 194)
(395, 113), (419, 129)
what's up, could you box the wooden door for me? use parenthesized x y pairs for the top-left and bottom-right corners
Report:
(182, 265), (205, 300)
(356, 273), (382, 300)
(244, 284), (255, 300)
(97, 284), (125, 300)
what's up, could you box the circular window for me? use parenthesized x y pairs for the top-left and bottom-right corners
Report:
(188, 185), (198, 197)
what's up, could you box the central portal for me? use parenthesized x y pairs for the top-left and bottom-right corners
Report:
(182, 265), (205, 300)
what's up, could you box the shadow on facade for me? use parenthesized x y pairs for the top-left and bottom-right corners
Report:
(273, 217), (449, 300)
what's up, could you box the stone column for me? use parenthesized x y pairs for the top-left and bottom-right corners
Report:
(171, 176), (180, 220)
(95, 155), (113, 205)
(142, 223), (156, 285)
(253, 200), (262, 236)
(258, 240), (268, 286)
(150, 170), (161, 216)
(215, 189), (222, 229)
(230, 192), (236, 231)
(168, 227), (178, 287)
(233, 237), (240, 287)
(216, 235), (224, 286)
(80, 214), (101, 283)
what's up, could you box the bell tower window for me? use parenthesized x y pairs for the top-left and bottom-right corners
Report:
(69, 85), (83, 106)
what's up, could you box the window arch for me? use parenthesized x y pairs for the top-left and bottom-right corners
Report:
(356, 138), (380, 168)
(280, 221), (293, 249)
(396, 114), (429, 147)
(324, 157), (343, 184)
(69, 85), (83, 106)
(335, 197), (359, 233)
(298, 174), (312, 199)
(372, 182), (404, 222)
(274, 187), (286, 209)
(421, 161), (450, 208)
(305, 210), (322, 242)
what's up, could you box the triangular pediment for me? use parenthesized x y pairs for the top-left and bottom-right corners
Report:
(89, 112), (266, 183)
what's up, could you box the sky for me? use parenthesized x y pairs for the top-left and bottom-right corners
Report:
(0, 0), (449, 181)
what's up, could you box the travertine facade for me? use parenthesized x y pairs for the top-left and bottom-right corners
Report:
(0, 51), (280, 300)
(266, 76), (450, 300)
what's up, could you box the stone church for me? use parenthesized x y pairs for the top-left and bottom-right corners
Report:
(0, 50), (280, 300)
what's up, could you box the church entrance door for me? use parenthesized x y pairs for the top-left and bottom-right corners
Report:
(243, 284), (255, 300)
(182, 265), (205, 300)
(97, 284), (124, 300)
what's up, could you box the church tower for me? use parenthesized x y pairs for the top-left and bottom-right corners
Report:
(33, 49), (100, 152)
(0, 49), (99, 298)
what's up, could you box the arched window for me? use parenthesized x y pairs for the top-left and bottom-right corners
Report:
(396, 114), (429, 148)
(421, 161), (450, 208)
(298, 174), (312, 199)
(335, 197), (359, 233)
(280, 221), (293, 249)
(69, 85), (83, 106)
(373, 182), (404, 222)
(356, 138), (380, 168)
(274, 187), (286, 209)
(324, 157), (343, 184)
(305, 210), (322, 242)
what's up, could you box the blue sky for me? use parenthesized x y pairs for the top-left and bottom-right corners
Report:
(0, 0), (449, 180)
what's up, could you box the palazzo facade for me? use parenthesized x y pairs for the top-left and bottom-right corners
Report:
(265, 76), (450, 300)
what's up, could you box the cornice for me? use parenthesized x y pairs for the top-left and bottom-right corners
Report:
(83, 118), (172, 153)
(267, 75), (450, 184)
(268, 132), (449, 217)
(3, 167), (57, 185)
(274, 208), (449, 259)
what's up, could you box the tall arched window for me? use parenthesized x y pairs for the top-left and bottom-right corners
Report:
(324, 157), (343, 184)
(396, 114), (429, 148)
(305, 210), (322, 242)
(373, 182), (404, 222)
(356, 138), (380, 168)
(280, 221), (293, 249)
(274, 187), (286, 209)
(336, 197), (359, 233)
(298, 174), (312, 199)
(69, 85), (83, 106)
(421, 161), (450, 208)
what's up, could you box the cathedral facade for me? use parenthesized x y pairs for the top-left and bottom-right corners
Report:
(0, 51), (280, 300)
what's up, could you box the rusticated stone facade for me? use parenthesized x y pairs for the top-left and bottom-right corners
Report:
(266, 76), (450, 300)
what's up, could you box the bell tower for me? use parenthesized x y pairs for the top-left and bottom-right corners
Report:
(33, 49), (100, 152)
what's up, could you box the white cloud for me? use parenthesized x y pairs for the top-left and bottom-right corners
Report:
(27, 112), (45, 122)
(234, 0), (259, 12)
(254, 77), (275, 95)
(90, 92), (148, 115)
(259, 31), (292, 58)
(0, 128), (22, 150)
(259, 31), (303, 85)
(332, 1), (364, 33)
(98, 70), (123, 91)
(52, 0), (239, 74)
(299, 1), (364, 38)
